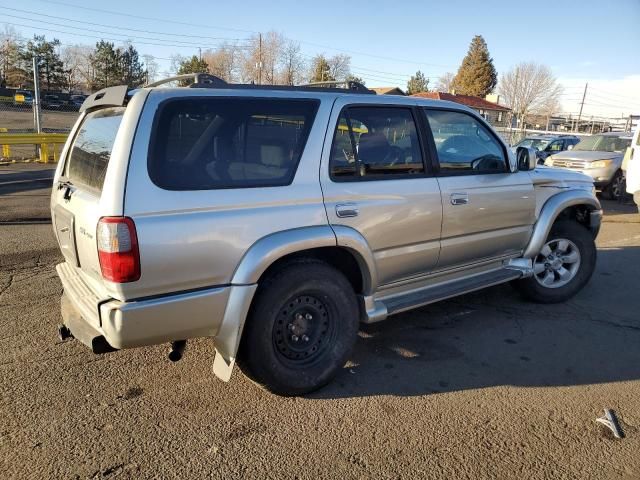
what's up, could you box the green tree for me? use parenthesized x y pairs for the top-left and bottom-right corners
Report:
(120, 44), (146, 87)
(22, 35), (66, 90)
(406, 70), (429, 95)
(177, 55), (210, 76)
(452, 35), (497, 97)
(345, 74), (365, 86)
(309, 55), (333, 82)
(90, 41), (121, 90)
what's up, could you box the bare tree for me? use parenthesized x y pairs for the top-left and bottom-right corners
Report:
(435, 72), (455, 92)
(279, 39), (305, 85)
(61, 45), (93, 92)
(241, 31), (285, 84)
(204, 43), (240, 82)
(142, 54), (159, 84)
(169, 54), (185, 76)
(0, 25), (24, 87)
(327, 54), (350, 82)
(498, 62), (563, 130)
(537, 96), (561, 131)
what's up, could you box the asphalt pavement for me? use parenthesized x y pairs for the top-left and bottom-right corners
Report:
(1, 164), (640, 479)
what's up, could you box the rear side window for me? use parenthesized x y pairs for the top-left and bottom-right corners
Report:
(66, 107), (125, 191)
(148, 98), (319, 190)
(329, 106), (425, 180)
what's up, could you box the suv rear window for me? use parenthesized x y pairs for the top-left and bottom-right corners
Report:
(148, 98), (319, 190)
(66, 107), (125, 192)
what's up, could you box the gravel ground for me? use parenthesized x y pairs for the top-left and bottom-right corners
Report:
(1, 164), (639, 479)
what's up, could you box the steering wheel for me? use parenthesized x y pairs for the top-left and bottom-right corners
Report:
(439, 135), (478, 157)
(471, 155), (502, 171)
(386, 145), (406, 166)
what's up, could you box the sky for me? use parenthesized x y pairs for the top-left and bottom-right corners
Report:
(2, 0), (639, 119)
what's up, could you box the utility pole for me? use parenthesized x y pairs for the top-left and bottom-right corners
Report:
(198, 47), (202, 62)
(257, 33), (263, 85)
(576, 82), (588, 133)
(32, 57), (42, 134)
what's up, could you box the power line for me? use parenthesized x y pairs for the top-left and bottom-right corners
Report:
(0, 6), (246, 42)
(0, 13), (251, 48)
(29, 0), (458, 68)
(1, 21), (252, 50)
(29, 0), (257, 34)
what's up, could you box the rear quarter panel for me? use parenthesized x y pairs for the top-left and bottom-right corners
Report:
(119, 89), (334, 300)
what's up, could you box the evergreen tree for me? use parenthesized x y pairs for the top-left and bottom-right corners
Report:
(90, 41), (122, 91)
(309, 55), (333, 82)
(406, 70), (429, 95)
(452, 35), (497, 97)
(177, 55), (210, 76)
(120, 44), (146, 87)
(345, 74), (365, 86)
(22, 35), (66, 90)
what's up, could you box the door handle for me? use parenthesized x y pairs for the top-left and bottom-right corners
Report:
(335, 203), (359, 218)
(450, 193), (469, 205)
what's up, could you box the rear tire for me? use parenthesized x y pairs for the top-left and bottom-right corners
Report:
(513, 220), (596, 303)
(237, 260), (359, 396)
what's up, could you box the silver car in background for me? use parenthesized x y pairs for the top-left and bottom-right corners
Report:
(545, 132), (632, 200)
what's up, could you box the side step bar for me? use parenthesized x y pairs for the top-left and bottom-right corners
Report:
(383, 268), (523, 317)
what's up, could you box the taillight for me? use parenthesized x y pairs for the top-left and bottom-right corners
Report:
(97, 217), (141, 283)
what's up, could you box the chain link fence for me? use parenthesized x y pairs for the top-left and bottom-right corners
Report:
(1, 87), (82, 162)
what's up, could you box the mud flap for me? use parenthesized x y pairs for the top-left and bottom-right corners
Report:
(212, 349), (235, 382)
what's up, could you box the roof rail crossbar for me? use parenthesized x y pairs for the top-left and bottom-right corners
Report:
(301, 80), (372, 94)
(145, 73), (227, 88)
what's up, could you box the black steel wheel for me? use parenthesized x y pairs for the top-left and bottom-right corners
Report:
(238, 259), (359, 396)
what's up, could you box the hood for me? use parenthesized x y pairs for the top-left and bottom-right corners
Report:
(550, 150), (621, 162)
(530, 166), (594, 188)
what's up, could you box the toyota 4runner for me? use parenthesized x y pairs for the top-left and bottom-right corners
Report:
(52, 74), (602, 395)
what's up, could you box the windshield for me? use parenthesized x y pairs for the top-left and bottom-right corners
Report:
(573, 135), (631, 153)
(514, 138), (550, 151)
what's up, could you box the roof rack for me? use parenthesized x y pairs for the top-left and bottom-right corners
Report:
(145, 73), (228, 88)
(144, 73), (374, 95)
(300, 80), (372, 94)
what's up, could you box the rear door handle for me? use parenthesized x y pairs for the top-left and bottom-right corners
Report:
(450, 193), (469, 205)
(336, 203), (359, 218)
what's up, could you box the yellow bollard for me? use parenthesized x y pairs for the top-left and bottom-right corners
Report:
(40, 143), (49, 163)
(0, 127), (8, 158)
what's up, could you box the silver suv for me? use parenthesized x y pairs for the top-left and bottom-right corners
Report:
(545, 132), (632, 201)
(52, 74), (602, 395)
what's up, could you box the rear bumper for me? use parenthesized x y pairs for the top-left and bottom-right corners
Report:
(56, 262), (255, 352)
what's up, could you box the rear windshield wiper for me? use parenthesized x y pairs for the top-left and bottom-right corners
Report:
(57, 178), (74, 190)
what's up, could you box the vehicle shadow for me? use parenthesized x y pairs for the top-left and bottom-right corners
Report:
(598, 197), (638, 217)
(312, 246), (640, 399)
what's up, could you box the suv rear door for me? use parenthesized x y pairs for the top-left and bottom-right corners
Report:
(422, 107), (535, 268)
(51, 107), (126, 298)
(320, 98), (442, 287)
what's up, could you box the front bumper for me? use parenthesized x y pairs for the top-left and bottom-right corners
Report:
(56, 262), (255, 353)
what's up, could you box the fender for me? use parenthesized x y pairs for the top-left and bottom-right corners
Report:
(231, 225), (338, 285)
(522, 189), (602, 259)
(213, 225), (378, 381)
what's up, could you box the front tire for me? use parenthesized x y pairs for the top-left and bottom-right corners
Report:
(603, 170), (625, 201)
(513, 220), (596, 303)
(237, 260), (359, 396)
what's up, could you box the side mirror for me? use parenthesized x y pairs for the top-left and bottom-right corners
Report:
(516, 146), (537, 171)
(567, 144), (574, 151)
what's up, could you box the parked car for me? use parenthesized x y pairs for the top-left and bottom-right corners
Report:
(512, 134), (580, 163)
(52, 75), (602, 396)
(43, 94), (63, 110)
(13, 90), (33, 107)
(545, 132), (632, 201)
(69, 94), (86, 111)
(624, 124), (640, 211)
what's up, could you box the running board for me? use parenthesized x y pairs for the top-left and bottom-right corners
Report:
(383, 269), (523, 317)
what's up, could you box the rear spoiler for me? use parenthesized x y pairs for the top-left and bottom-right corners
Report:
(80, 85), (130, 113)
